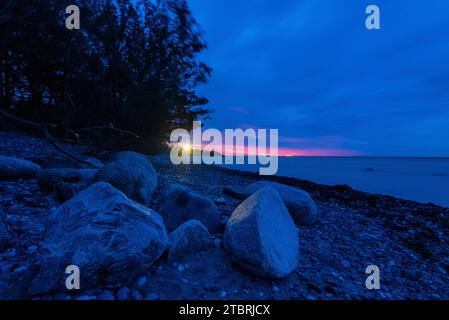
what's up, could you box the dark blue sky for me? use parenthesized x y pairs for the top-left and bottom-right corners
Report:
(189, 0), (449, 157)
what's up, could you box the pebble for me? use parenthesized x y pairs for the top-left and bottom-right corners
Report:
(98, 290), (115, 300)
(213, 239), (223, 248)
(26, 245), (38, 254)
(221, 215), (230, 225)
(144, 293), (160, 301)
(156, 265), (164, 274)
(136, 276), (147, 286)
(116, 287), (130, 300)
(214, 197), (227, 205)
(341, 260), (351, 269)
(177, 264), (185, 272)
(5, 249), (16, 258)
(20, 191), (33, 197)
(53, 293), (70, 300)
(77, 295), (96, 300)
(130, 290), (143, 300)
(13, 265), (28, 273)
(272, 286), (280, 293)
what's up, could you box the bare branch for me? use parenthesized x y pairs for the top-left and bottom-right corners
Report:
(74, 123), (140, 139)
(0, 108), (99, 169)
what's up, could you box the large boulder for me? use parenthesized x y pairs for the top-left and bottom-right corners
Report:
(168, 220), (212, 261)
(29, 182), (168, 294)
(157, 184), (221, 233)
(0, 156), (41, 180)
(224, 181), (319, 226)
(224, 187), (299, 279)
(95, 151), (157, 205)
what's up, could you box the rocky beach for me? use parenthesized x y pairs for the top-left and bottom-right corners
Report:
(1, 131), (449, 300)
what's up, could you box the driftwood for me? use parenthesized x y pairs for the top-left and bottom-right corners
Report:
(0, 108), (99, 168)
(73, 123), (140, 139)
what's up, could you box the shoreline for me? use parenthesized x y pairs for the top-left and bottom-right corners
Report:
(1, 130), (449, 300)
(178, 159), (449, 211)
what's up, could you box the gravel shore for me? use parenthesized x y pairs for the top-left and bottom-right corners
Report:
(1, 131), (448, 300)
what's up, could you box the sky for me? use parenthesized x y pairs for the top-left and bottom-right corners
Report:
(189, 0), (449, 157)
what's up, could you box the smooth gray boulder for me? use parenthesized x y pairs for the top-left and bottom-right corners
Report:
(168, 220), (212, 261)
(224, 187), (299, 279)
(0, 156), (41, 180)
(158, 184), (221, 233)
(95, 151), (157, 205)
(29, 182), (168, 294)
(223, 181), (319, 226)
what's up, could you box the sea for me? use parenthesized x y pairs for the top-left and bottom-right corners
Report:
(220, 157), (449, 208)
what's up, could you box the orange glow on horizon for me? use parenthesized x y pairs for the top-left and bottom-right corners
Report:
(168, 142), (361, 157)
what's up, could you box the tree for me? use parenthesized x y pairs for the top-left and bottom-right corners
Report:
(0, 0), (212, 150)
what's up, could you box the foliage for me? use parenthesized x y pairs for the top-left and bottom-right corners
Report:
(0, 0), (212, 143)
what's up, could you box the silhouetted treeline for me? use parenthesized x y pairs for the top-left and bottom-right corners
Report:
(0, 0), (211, 147)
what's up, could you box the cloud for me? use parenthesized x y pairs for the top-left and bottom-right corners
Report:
(227, 106), (249, 114)
(190, 0), (449, 156)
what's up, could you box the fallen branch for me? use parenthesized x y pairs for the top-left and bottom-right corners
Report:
(74, 123), (140, 139)
(0, 108), (57, 130)
(0, 108), (99, 169)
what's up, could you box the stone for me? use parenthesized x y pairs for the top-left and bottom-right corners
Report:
(117, 287), (130, 300)
(158, 184), (221, 232)
(341, 260), (351, 269)
(53, 292), (70, 300)
(224, 187), (299, 278)
(77, 295), (96, 300)
(136, 276), (147, 286)
(130, 290), (143, 300)
(83, 158), (104, 169)
(168, 220), (212, 261)
(213, 238), (223, 249)
(223, 181), (319, 226)
(98, 290), (115, 300)
(29, 182), (168, 294)
(95, 151), (157, 205)
(26, 245), (38, 254)
(144, 293), (160, 300)
(214, 197), (227, 205)
(0, 156), (41, 180)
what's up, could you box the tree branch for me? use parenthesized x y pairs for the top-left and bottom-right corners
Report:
(0, 108), (99, 169)
(74, 123), (140, 139)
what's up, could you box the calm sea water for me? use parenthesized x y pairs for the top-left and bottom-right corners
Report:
(220, 157), (449, 208)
